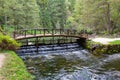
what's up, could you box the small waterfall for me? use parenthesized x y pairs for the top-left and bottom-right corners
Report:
(16, 43), (82, 57)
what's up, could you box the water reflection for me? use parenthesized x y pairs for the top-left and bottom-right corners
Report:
(16, 43), (120, 80)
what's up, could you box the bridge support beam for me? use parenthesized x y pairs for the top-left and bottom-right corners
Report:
(77, 38), (86, 48)
(35, 37), (39, 54)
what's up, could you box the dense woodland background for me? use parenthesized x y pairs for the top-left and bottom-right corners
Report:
(0, 0), (120, 35)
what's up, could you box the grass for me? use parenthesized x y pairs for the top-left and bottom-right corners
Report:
(109, 40), (120, 44)
(0, 50), (34, 80)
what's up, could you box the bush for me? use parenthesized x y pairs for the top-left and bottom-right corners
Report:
(0, 34), (20, 50)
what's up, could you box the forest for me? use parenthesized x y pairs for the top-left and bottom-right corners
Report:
(0, 0), (120, 35)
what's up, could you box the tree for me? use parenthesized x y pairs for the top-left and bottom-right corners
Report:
(70, 0), (120, 34)
(36, 0), (67, 29)
(0, 0), (40, 30)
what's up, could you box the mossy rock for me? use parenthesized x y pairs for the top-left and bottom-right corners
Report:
(86, 40), (120, 55)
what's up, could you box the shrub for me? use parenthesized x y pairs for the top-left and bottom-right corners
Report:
(0, 34), (20, 50)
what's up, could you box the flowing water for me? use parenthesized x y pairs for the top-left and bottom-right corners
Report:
(16, 43), (120, 80)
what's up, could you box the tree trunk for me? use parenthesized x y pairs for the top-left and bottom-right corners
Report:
(106, 3), (111, 34)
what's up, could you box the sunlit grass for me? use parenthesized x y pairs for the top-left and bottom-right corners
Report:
(109, 40), (120, 44)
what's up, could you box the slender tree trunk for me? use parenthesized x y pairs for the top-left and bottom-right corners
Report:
(4, 15), (7, 25)
(106, 3), (111, 34)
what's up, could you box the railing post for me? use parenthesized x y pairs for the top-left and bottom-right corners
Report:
(52, 29), (54, 35)
(70, 37), (72, 43)
(67, 29), (69, 35)
(43, 38), (45, 44)
(54, 29), (56, 34)
(39, 29), (41, 34)
(73, 30), (76, 35)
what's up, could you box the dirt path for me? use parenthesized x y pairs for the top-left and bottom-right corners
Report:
(0, 54), (5, 68)
(91, 38), (120, 44)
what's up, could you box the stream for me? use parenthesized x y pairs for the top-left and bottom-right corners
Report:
(16, 43), (120, 80)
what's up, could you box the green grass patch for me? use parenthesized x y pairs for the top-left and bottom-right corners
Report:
(109, 40), (120, 44)
(0, 50), (34, 80)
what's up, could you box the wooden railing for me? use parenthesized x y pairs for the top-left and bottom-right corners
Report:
(13, 28), (88, 45)
(13, 28), (79, 39)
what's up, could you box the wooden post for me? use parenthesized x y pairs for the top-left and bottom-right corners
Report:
(43, 38), (45, 44)
(70, 37), (72, 43)
(36, 37), (39, 54)
(53, 36), (54, 44)
(74, 30), (77, 35)
(36, 37), (38, 46)
(54, 29), (56, 34)
(67, 29), (69, 35)
(39, 38), (41, 44)
(52, 38), (54, 50)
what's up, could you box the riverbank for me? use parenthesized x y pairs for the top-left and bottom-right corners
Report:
(87, 38), (120, 55)
(0, 51), (34, 80)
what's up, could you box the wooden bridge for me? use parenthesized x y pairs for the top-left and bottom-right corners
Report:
(13, 28), (87, 46)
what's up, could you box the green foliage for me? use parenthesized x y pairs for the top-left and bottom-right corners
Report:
(1, 25), (15, 35)
(0, 51), (34, 80)
(0, 34), (20, 50)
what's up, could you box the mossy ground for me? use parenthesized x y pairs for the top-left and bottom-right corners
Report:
(0, 50), (34, 80)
